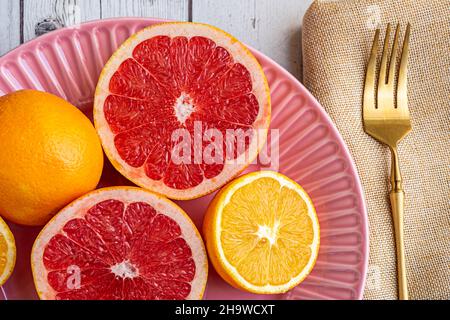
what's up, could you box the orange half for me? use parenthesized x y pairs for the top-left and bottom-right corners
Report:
(0, 216), (16, 286)
(94, 22), (271, 200)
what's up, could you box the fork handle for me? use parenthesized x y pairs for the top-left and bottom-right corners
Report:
(390, 190), (409, 300)
(389, 146), (409, 300)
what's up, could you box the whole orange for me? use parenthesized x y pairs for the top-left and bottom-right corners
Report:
(0, 90), (104, 226)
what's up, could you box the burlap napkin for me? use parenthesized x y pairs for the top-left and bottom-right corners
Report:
(302, 0), (449, 299)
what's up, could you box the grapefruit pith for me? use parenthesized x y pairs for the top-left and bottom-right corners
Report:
(31, 187), (208, 300)
(94, 22), (271, 200)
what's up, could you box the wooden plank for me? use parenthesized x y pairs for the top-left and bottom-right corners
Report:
(0, 0), (21, 56)
(23, 0), (102, 42)
(100, 0), (189, 21)
(17, 0), (313, 78)
(192, 0), (313, 79)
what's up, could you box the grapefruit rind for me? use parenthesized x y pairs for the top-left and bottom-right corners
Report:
(94, 22), (271, 200)
(203, 171), (320, 294)
(0, 217), (16, 286)
(31, 186), (208, 300)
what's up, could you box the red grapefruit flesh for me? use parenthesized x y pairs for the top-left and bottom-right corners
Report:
(94, 22), (271, 199)
(31, 187), (208, 300)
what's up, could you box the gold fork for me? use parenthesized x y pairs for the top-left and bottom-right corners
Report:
(363, 23), (411, 300)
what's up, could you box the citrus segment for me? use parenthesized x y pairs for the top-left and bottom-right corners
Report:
(31, 187), (207, 300)
(0, 216), (16, 286)
(203, 171), (320, 294)
(95, 22), (271, 199)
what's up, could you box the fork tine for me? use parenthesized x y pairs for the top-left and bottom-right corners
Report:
(388, 24), (400, 86)
(378, 23), (391, 85)
(363, 29), (379, 111)
(397, 23), (410, 111)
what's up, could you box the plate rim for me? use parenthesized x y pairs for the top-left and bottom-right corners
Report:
(0, 16), (369, 300)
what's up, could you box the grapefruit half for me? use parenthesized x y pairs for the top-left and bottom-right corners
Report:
(31, 187), (208, 300)
(94, 22), (271, 199)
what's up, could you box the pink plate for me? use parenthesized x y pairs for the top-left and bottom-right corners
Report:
(0, 18), (368, 300)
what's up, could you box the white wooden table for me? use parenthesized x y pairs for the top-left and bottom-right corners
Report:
(0, 0), (313, 80)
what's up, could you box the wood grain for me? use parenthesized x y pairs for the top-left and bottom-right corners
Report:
(0, 0), (21, 55)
